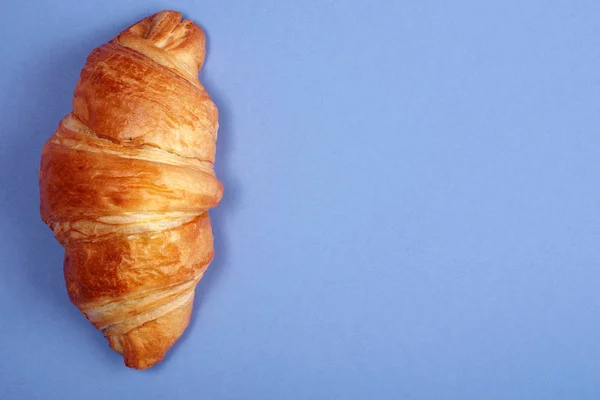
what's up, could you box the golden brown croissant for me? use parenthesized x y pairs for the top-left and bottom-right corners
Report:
(39, 10), (222, 369)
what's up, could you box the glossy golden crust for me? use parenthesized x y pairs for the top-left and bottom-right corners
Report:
(39, 10), (222, 369)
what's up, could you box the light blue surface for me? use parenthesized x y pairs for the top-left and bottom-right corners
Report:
(2, 0), (600, 398)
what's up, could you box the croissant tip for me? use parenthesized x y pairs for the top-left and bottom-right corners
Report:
(104, 295), (194, 370)
(154, 9), (183, 16)
(112, 9), (207, 77)
(125, 355), (164, 370)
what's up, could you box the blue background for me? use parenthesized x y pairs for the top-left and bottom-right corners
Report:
(2, 0), (600, 398)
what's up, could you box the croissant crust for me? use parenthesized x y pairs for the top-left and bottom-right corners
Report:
(39, 10), (222, 369)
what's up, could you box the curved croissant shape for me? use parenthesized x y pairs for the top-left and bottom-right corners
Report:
(39, 10), (222, 369)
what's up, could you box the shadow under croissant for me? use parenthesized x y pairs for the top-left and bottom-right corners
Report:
(3, 12), (236, 369)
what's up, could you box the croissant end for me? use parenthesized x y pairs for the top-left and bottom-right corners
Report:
(107, 296), (194, 370)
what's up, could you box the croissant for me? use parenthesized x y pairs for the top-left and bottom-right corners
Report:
(39, 10), (223, 369)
